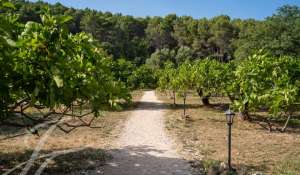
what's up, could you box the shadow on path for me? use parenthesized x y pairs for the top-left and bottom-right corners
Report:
(122, 101), (200, 111)
(0, 147), (108, 175)
(104, 146), (192, 175)
(0, 146), (194, 175)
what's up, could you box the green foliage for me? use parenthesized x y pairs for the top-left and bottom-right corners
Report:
(110, 58), (158, 90)
(209, 15), (237, 60)
(191, 18), (212, 58)
(192, 59), (229, 97)
(201, 159), (222, 173)
(159, 61), (193, 114)
(145, 15), (177, 50)
(176, 61), (193, 94)
(111, 58), (134, 85)
(9, 1), (300, 63)
(234, 5), (300, 59)
(80, 11), (149, 62)
(0, 3), (131, 119)
(232, 52), (300, 116)
(157, 61), (179, 92)
(128, 65), (157, 89)
(172, 16), (196, 47)
(158, 51), (299, 122)
(146, 48), (176, 69)
(2, 0), (300, 123)
(0, 0), (20, 118)
(175, 46), (194, 65)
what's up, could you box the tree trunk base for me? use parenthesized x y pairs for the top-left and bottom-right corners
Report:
(201, 96), (210, 106)
(238, 112), (250, 121)
(281, 114), (292, 132)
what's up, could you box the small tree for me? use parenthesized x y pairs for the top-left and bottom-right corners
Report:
(158, 62), (179, 105)
(177, 61), (193, 117)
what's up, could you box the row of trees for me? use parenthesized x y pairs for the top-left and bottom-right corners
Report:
(0, 1), (132, 135)
(2, 0), (299, 134)
(158, 53), (300, 132)
(9, 0), (300, 65)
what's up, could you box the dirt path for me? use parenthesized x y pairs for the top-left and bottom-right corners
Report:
(103, 90), (192, 175)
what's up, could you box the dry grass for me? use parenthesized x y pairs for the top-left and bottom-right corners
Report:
(0, 90), (144, 174)
(157, 91), (300, 174)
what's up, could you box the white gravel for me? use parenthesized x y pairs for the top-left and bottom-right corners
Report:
(103, 90), (192, 175)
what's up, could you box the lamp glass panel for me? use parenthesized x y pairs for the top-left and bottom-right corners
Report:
(230, 115), (234, 123)
(226, 114), (232, 123)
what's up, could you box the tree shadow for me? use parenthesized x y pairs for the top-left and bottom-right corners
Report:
(0, 125), (26, 138)
(1, 146), (194, 175)
(103, 145), (193, 175)
(0, 145), (272, 175)
(247, 114), (300, 134)
(207, 103), (230, 112)
(0, 147), (110, 175)
(119, 101), (200, 111)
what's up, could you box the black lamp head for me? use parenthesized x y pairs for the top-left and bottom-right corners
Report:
(225, 109), (235, 124)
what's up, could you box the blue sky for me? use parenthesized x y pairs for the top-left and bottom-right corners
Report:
(30, 0), (300, 19)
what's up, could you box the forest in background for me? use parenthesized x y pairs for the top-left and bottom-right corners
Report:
(11, 0), (300, 66)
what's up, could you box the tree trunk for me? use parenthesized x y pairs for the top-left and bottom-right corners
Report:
(239, 102), (250, 121)
(281, 114), (292, 132)
(267, 119), (273, 132)
(197, 89), (210, 106)
(183, 94), (186, 117)
(202, 96), (210, 106)
(173, 90), (176, 106)
(196, 88), (203, 97)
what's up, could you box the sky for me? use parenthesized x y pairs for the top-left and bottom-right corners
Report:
(30, 0), (300, 20)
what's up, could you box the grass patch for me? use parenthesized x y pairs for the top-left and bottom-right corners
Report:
(272, 158), (300, 175)
(202, 159), (222, 172)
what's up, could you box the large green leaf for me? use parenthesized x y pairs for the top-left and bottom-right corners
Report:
(53, 75), (63, 88)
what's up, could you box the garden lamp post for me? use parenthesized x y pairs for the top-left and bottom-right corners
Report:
(225, 109), (235, 171)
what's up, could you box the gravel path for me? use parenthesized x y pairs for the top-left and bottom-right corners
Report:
(103, 90), (192, 175)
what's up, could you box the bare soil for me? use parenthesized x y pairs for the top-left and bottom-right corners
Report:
(157, 91), (300, 174)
